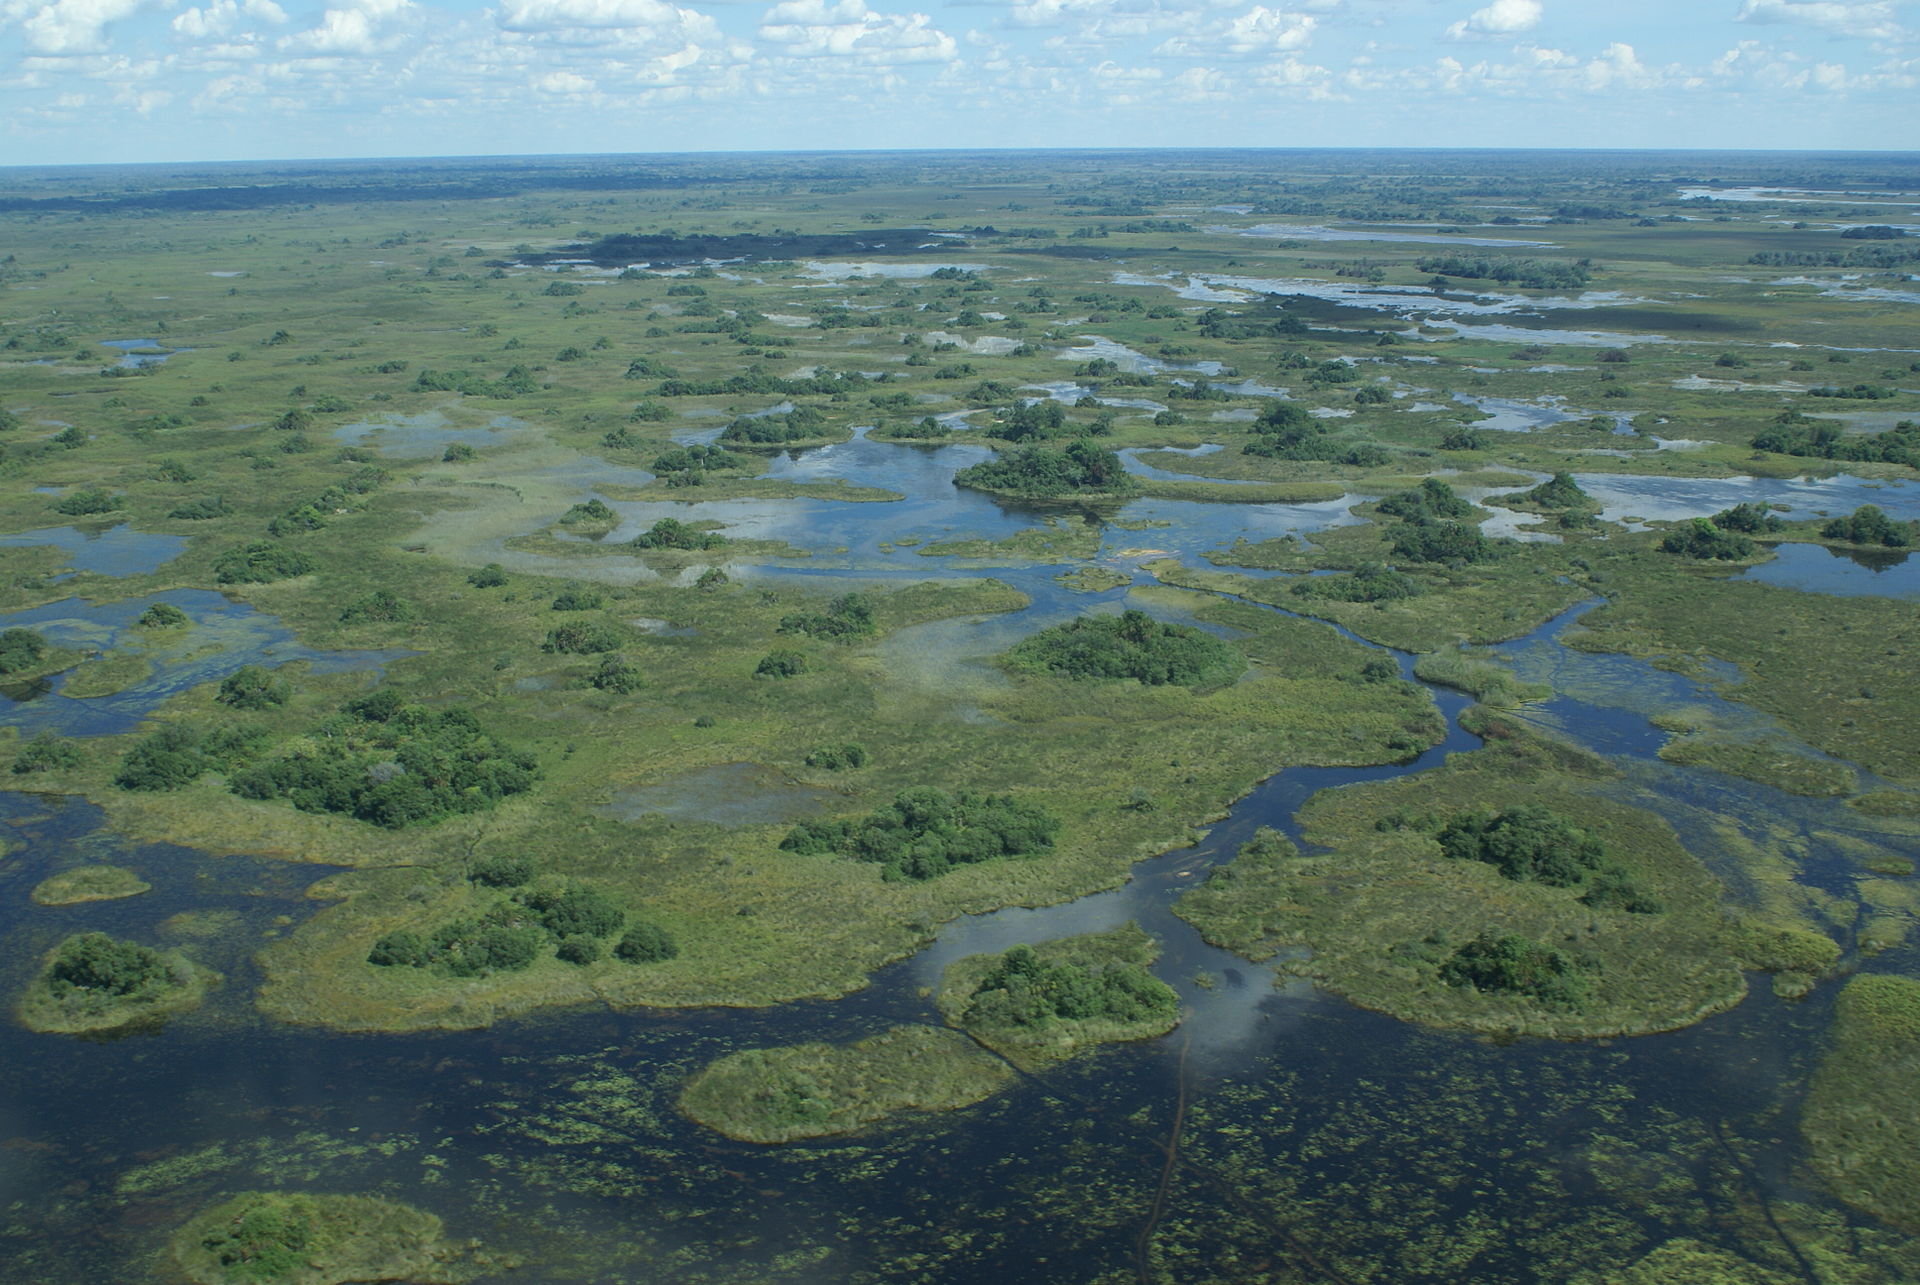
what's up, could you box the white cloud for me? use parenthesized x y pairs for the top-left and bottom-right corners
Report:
(497, 0), (703, 33)
(759, 0), (956, 62)
(1157, 6), (1316, 58)
(280, 0), (413, 54)
(1736, 1), (1904, 42)
(1445, 0), (1541, 40)
(20, 0), (150, 55)
(173, 0), (287, 40)
(1581, 40), (1656, 89)
(533, 68), (595, 91)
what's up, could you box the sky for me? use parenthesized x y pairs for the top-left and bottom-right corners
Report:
(0, 0), (1916, 164)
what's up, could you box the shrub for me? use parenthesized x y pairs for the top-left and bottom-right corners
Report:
(114, 725), (207, 792)
(556, 935), (604, 965)
(631, 517), (726, 550)
(1438, 804), (1606, 887)
(589, 655), (643, 693)
(778, 592), (874, 641)
(12, 732), (82, 774)
(1291, 562), (1421, 604)
(543, 621), (624, 654)
(0, 628), (49, 676)
(339, 590), (412, 624)
(137, 602), (190, 629)
(214, 541), (315, 584)
(1007, 609), (1241, 689)
(1377, 478), (1474, 522)
(755, 649), (807, 678)
(1440, 932), (1593, 1009)
(470, 854), (535, 888)
(805, 743), (869, 770)
(1822, 504), (1911, 549)
(781, 787), (1058, 882)
(1660, 518), (1754, 561)
(524, 886), (624, 939)
(468, 563), (508, 588)
(614, 921), (679, 963)
(551, 587), (605, 611)
(216, 665), (291, 710)
(51, 488), (119, 516)
(47, 932), (169, 996)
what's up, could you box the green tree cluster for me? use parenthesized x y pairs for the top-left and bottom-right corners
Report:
(137, 602), (190, 628)
(228, 690), (536, 828)
(216, 665), (291, 711)
(369, 883), (674, 975)
(1822, 504), (1912, 548)
(963, 943), (1176, 1029)
(1007, 609), (1242, 689)
(1438, 804), (1663, 912)
(543, 621), (624, 653)
(1439, 931), (1594, 1008)
(805, 743), (869, 770)
(953, 440), (1139, 497)
(1241, 401), (1387, 466)
(0, 627), (48, 675)
(12, 731), (82, 774)
(213, 541), (316, 584)
(51, 488), (120, 516)
(46, 932), (170, 997)
(781, 787), (1059, 881)
(1751, 413), (1920, 467)
(1378, 478), (1475, 522)
(1659, 518), (1755, 561)
(630, 517), (726, 550)
(778, 592), (875, 641)
(719, 405), (830, 445)
(1710, 502), (1784, 534)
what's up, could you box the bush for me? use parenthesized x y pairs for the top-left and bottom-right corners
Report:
(443, 442), (476, 462)
(1660, 518), (1754, 561)
(46, 932), (169, 996)
(1007, 609), (1241, 689)
(543, 621), (624, 654)
(1822, 504), (1911, 548)
(1711, 502), (1783, 534)
(964, 944), (1176, 1030)
(468, 563), (508, 588)
(614, 921), (679, 963)
(781, 787), (1059, 882)
(953, 440), (1139, 498)
(0, 628), (49, 676)
(12, 732), (82, 774)
(51, 488), (119, 516)
(559, 499), (616, 526)
(551, 587), (605, 611)
(589, 655), (643, 693)
(756, 649), (807, 678)
(778, 592), (874, 641)
(1440, 932), (1593, 1007)
(1390, 519), (1497, 565)
(630, 517), (726, 550)
(1438, 804), (1606, 887)
(524, 886), (624, 939)
(214, 541), (315, 584)
(1291, 562), (1421, 604)
(137, 602), (189, 628)
(470, 854), (535, 888)
(1377, 478), (1474, 522)
(339, 590), (412, 624)
(1441, 426), (1487, 451)
(114, 725), (207, 792)
(217, 665), (292, 710)
(556, 935), (604, 965)
(168, 496), (230, 520)
(805, 743), (869, 770)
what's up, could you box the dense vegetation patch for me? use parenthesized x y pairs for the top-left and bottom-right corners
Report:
(0, 627), (49, 676)
(952, 440), (1139, 498)
(368, 882), (670, 975)
(1439, 931), (1596, 1009)
(630, 517), (726, 550)
(1751, 413), (1920, 468)
(1376, 478), (1475, 522)
(1415, 254), (1593, 290)
(213, 541), (316, 584)
(1005, 608), (1242, 689)
(1821, 504), (1912, 548)
(1660, 517), (1755, 560)
(171, 1191), (460, 1285)
(1802, 974), (1920, 1233)
(780, 787), (1059, 881)
(12, 731), (83, 774)
(1436, 804), (1663, 912)
(20, 931), (211, 1034)
(962, 941), (1176, 1031)
(1241, 400), (1387, 466)
(216, 665), (292, 710)
(228, 689), (536, 828)
(1290, 562), (1421, 603)
(778, 591), (875, 640)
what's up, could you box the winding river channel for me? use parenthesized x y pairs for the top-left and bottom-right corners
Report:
(3, 429), (1918, 1283)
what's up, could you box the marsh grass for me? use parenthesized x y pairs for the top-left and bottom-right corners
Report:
(1411, 649), (1552, 706)
(1803, 975), (1920, 1233)
(170, 1191), (470, 1285)
(678, 1025), (1014, 1143)
(30, 864), (151, 905)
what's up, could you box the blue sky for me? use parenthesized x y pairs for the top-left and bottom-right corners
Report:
(0, 0), (1915, 164)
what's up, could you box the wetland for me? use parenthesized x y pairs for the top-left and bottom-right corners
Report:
(1, 148), (1918, 1284)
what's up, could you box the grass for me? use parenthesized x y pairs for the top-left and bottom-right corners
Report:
(30, 864), (151, 905)
(1802, 974), (1920, 1234)
(1176, 714), (1838, 1039)
(1411, 649), (1552, 706)
(678, 1025), (1014, 1143)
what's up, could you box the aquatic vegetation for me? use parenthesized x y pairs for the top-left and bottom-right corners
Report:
(31, 864), (150, 905)
(18, 931), (214, 1034)
(680, 1025), (1014, 1143)
(1803, 974), (1920, 1233)
(171, 1192), (470, 1285)
(1003, 608), (1243, 690)
(1411, 649), (1549, 706)
(780, 787), (1059, 882)
(936, 924), (1178, 1069)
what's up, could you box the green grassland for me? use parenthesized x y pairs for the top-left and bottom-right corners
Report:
(1802, 975), (1920, 1232)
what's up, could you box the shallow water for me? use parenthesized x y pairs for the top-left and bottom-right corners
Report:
(0, 524), (187, 578)
(334, 409), (529, 458)
(1211, 222), (1557, 249)
(1571, 471), (1920, 528)
(0, 591), (410, 736)
(1738, 541), (1920, 597)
